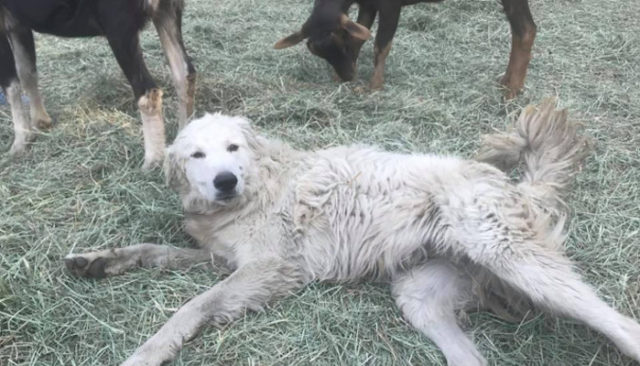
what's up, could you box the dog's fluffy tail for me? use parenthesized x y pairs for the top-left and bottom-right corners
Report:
(476, 98), (590, 213)
(473, 99), (590, 322)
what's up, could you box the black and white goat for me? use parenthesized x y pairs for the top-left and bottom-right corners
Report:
(0, 0), (196, 168)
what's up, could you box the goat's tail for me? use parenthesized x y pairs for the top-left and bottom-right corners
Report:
(476, 98), (590, 213)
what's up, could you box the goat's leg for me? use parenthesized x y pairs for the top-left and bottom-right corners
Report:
(370, 1), (400, 90)
(0, 32), (32, 155)
(500, 0), (536, 99)
(104, 29), (165, 169)
(152, 2), (196, 129)
(120, 259), (305, 366)
(64, 243), (213, 278)
(7, 25), (52, 129)
(346, 4), (377, 65)
(392, 260), (487, 366)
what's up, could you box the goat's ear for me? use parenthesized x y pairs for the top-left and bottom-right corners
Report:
(274, 30), (306, 49)
(339, 14), (371, 41)
(163, 145), (187, 192)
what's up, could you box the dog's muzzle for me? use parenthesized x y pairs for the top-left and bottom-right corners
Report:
(214, 171), (238, 199)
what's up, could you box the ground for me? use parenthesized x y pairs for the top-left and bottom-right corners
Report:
(1, 0), (639, 364)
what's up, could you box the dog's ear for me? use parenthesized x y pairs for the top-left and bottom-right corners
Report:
(163, 144), (187, 192)
(234, 116), (267, 154)
(274, 29), (307, 49)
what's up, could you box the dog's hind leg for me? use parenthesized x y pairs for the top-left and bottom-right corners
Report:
(152, 0), (196, 129)
(7, 23), (52, 130)
(392, 260), (487, 366)
(64, 243), (212, 278)
(453, 220), (640, 362)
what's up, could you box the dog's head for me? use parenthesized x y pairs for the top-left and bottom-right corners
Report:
(164, 113), (259, 209)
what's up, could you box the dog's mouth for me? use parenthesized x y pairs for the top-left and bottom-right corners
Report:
(215, 192), (238, 202)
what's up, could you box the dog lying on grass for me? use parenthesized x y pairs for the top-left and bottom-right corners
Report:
(65, 99), (640, 366)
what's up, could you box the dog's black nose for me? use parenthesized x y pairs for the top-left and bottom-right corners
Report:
(213, 172), (238, 192)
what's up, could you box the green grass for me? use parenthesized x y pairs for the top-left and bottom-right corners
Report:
(1, 0), (639, 364)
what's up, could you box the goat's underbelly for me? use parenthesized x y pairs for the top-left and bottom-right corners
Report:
(3, 0), (147, 37)
(4, 0), (100, 36)
(31, 18), (104, 38)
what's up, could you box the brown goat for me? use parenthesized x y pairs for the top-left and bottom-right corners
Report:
(275, 0), (536, 98)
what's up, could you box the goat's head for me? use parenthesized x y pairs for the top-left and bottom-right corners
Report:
(275, 11), (371, 81)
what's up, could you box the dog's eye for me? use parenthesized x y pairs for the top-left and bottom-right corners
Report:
(227, 144), (239, 152)
(191, 151), (205, 159)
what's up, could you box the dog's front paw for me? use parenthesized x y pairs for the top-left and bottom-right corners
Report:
(121, 345), (174, 366)
(64, 252), (113, 278)
(617, 316), (640, 362)
(120, 352), (159, 366)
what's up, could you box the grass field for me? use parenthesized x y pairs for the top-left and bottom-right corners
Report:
(1, 0), (639, 364)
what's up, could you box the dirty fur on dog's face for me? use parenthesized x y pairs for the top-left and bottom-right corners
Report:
(164, 114), (253, 208)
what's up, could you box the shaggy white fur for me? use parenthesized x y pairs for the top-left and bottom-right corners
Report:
(65, 100), (640, 366)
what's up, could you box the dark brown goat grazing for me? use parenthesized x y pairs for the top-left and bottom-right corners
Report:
(0, 0), (196, 169)
(275, 0), (536, 98)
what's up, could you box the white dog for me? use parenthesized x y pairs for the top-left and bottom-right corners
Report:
(65, 100), (640, 366)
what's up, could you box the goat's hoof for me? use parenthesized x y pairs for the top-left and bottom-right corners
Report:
(369, 73), (384, 90)
(9, 141), (29, 157)
(501, 83), (521, 100)
(9, 146), (25, 157)
(369, 81), (384, 91)
(352, 85), (367, 94)
(502, 87), (521, 100)
(36, 118), (53, 130)
(498, 75), (523, 100)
